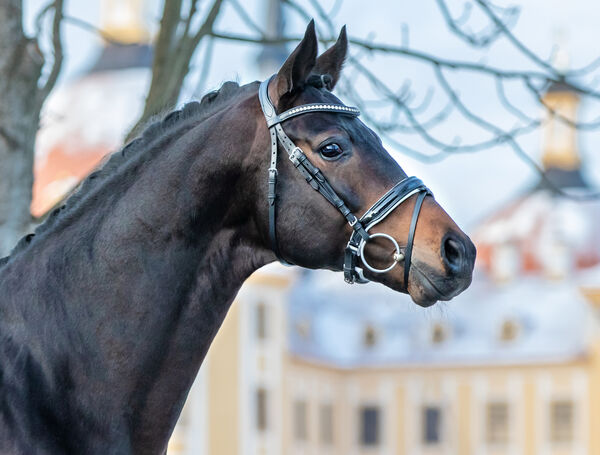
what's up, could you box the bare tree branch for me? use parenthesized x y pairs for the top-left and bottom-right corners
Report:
(37, 0), (64, 103)
(126, 0), (225, 141)
(47, 0), (600, 203)
(209, 30), (600, 96)
(228, 0), (267, 38)
(432, 63), (600, 199)
(474, 0), (557, 74)
(0, 0), (62, 254)
(435, 0), (517, 48)
(191, 0), (224, 46)
(182, 0), (198, 40)
(523, 78), (600, 130)
(193, 36), (215, 98)
(60, 14), (124, 45)
(494, 77), (538, 124)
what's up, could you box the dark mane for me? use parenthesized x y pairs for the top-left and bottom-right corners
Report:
(1, 80), (253, 266)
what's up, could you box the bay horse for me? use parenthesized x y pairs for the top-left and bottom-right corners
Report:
(0, 22), (475, 454)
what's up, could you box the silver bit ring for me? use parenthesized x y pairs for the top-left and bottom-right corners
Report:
(358, 233), (401, 274)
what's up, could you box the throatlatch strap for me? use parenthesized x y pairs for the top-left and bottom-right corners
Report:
(268, 127), (286, 262)
(259, 76), (362, 264)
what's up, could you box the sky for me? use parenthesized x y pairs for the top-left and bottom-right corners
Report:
(23, 0), (600, 231)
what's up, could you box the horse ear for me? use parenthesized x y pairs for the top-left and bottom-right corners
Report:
(271, 20), (318, 101)
(313, 26), (348, 90)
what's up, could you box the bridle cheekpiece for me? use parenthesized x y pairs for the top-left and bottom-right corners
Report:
(258, 75), (432, 290)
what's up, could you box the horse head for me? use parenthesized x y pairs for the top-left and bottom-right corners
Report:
(252, 22), (476, 306)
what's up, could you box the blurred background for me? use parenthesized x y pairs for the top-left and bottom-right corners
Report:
(4, 0), (600, 453)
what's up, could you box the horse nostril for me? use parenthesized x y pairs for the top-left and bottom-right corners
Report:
(442, 236), (465, 272)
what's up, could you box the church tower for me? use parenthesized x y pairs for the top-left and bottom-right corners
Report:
(539, 79), (587, 189)
(101, 0), (149, 44)
(472, 71), (599, 282)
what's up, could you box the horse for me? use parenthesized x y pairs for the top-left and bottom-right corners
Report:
(0, 21), (475, 454)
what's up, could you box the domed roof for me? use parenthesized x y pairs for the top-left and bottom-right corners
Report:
(287, 270), (592, 367)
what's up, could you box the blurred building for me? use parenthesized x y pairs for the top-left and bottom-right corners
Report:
(475, 80), (600, 282)
(168, 81), (600, 455)
(33, 0), (151, 216)
(29, 2), (600, 453)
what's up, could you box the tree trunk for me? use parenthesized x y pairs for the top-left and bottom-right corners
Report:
(0, 0), (62, 257)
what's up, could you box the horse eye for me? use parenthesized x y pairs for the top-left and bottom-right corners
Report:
(319, 143), (343, 160)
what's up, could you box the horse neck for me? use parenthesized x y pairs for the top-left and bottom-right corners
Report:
(0, 93), (273, 452)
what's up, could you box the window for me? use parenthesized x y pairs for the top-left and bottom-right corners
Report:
(294, 400), (308, 441)
(550, 400), (574, 443)
(431, 324), (447, 345)
(423, 406), (442, 445)
(295, 319), (311, 339)
(320, 404), (334, 445)
(363, 325), (377, 348)
(486, 402), (509, 444)
(256, 388), (268, 431)
(360, 406), (380, 446)
(500, 320), (520, 342)
(491, 243), (519, 283)
(256, 303), (267, 340)
(543, 242), (569, 280)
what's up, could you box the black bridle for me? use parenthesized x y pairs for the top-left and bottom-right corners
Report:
(258, 75), (432, 289)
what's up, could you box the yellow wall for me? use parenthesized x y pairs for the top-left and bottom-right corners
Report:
(523, 378), (536, 455)
(285, 357), (593, 455)
(169, 279), (600, 455)
(208, 300), (241, 455)
(396, 386), (406, 454)
(457, 381), (471, 455)
(589, 340), (600, 455)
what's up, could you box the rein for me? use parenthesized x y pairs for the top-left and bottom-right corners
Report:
(258, 75), (432, 289)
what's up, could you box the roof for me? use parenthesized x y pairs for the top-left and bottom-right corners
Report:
(545, 79), (579, 95)
(536, 167), (588, 191)
(473, 188), (600, 276)
(287, 270), (594, 368)
(89, 43), (152, 74)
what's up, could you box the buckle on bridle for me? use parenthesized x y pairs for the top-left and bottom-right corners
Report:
(346, 241), (359, 254)
(289, 147), (303, 165)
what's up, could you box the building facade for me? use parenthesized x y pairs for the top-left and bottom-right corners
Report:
(167, 80), (600, 455)
(168, 266), (600, 455)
